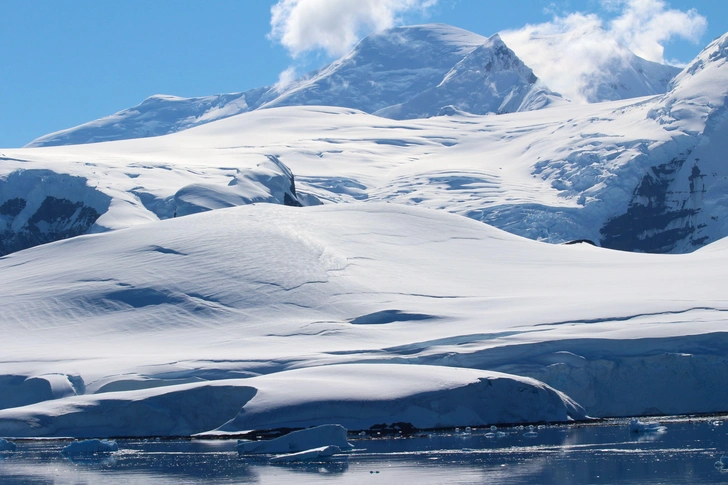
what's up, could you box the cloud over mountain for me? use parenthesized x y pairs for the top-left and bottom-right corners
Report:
(500, 0), (706, 103)
(269, 0), (439, 57)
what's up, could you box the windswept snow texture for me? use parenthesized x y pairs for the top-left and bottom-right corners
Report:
(1, 203), (728, 437)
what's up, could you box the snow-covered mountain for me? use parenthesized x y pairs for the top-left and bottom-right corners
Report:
(2, 27), (728, 439)
(26, 23), (673, 148)
(2, 32), (728, 257)
(375, 34), (564, 119)
(500, 22), (681, 104)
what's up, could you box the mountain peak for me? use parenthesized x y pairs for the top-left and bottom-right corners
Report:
(500, 26), (681, 104)
(376, 32), (564, 119)
(26, 23), (684, 148)
(651, 30), (728, 127)
(373, 23), (489, 53)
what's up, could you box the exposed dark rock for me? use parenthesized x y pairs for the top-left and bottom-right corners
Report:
(368, 421), (419, 436)
(600, 157), (700, 253)
(0, 196), (102, 256)
(564, 239), (597, 246)
(0, 171), (110, 256)
(0, 198), (25, 217)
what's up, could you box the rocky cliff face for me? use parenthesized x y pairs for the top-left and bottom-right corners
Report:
(0, 170), (111, 256)
(599, 33), (728, 253)
(0, 157), (303, 256)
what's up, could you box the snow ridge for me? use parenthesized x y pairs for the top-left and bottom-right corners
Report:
(25, 23), (677, 148)
(376, 34), (565, 119)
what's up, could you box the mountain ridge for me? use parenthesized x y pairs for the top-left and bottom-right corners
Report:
(26, 23), (677, 148)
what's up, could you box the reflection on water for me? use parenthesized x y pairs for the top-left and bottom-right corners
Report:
(1, 418), (728, 484)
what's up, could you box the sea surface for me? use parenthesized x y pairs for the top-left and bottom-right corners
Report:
(2, 417), (728, 484)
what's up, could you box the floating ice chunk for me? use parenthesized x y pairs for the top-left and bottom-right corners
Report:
(237, 424), (353, 455)
(715, 455), (728, 472)
(0, 438), (17, 451)
(270, 445), (341, 463)
(523, 431), (538, 438)
(629, 419), (666, 433)
(485, 432), (496, 439)
(62, 439), (118, 455)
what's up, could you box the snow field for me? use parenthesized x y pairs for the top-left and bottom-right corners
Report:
(1, 203), (728, 435)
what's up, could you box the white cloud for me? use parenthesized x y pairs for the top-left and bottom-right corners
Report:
(275, 66), (299, 93)
(500, 0), (707, 103)
(606, 0), (707, 63)
(501, 13), (616, 103)
(269, 0), (438, 58)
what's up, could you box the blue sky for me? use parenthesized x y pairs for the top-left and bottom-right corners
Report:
(0, 0), (724, 147)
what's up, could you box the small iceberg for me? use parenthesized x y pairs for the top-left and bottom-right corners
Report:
(715, 455), (728, 472)
(629, 419), (666, 433)
(0, 438), (17, 452)
(523, 431), (538, 438)
(62, 439), (119, 455)
(270, 445), (341, 463)
(237, 424), (353, 454)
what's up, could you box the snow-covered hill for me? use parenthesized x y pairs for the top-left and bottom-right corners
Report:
(1, 203), (728, 437)
(26, 23), (674, 148)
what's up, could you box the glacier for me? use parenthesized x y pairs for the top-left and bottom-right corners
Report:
(1, 26), (728, 439)
(4, 31), (728, 254)
(1, 203), (728, 436)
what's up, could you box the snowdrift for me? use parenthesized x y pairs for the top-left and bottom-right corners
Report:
(0, 203), (728, 436)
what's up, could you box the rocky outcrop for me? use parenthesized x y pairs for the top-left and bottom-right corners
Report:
(0, 170), (110, 256)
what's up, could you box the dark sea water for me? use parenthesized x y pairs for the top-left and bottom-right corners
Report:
(2, 417), (728, 484)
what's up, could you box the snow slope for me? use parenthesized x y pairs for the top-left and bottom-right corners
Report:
(1, 203), (728, 437)
(375, 34), (565, 119)
(26, 23), (674, 148)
